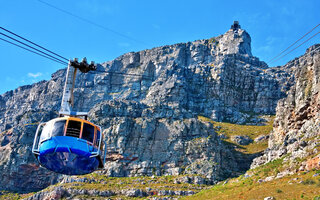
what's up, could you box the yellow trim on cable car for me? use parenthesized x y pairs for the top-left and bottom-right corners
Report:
(52, 116), (101, 131)
(46, 116), (102, 148)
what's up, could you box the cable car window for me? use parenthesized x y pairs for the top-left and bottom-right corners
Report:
(82, 123), (95, 143)
(52, 120), (66, 137)
(66, 120), (81, 138)
(95, 129), (101, 147)
(39, 122), (52, 142)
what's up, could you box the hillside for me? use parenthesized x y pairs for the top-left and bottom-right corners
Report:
(1, 22), (318, 199)
(1, 117), (275, 200)
(185, 44), (320, 200)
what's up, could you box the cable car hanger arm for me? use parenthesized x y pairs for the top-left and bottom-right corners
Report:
(59, 58), (96, 117)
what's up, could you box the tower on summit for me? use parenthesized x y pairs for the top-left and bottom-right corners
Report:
(231, 21), (241, 31)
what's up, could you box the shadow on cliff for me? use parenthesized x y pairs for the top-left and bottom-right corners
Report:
(222, 140), (263, 175)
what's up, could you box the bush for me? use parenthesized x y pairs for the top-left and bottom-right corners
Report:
(276, 189), (283, 193)
(303, 179), (316, 185)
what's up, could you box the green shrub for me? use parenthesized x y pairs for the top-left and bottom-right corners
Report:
(303, 179), (316, 185)
(276, 189), (283, 193)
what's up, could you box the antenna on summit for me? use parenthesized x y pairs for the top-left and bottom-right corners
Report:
(231, 21), (241, 33)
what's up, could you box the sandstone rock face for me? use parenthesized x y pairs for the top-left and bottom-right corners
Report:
(231, 135), (253, 145)
(306, 156), (320, 171)
(0, 77), (64, 192)
(88, 100), (239, 182)
(254, 134), (269, 143)
(251, 44), (320, 168)
(0, 25), (296, 192)
(217, 29), (252, 56)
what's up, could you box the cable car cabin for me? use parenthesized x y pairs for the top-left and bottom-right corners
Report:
(32, 116), (104, 175)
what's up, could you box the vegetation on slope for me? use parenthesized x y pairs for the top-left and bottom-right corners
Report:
(184, 158), (320, 200)
(66, 173), (209, 192)
(0, 192), (21, 200)
(198, 115), (274, 154)
(0, 116), (277, 199)
(0, 174), (211, 200)
(184, 115), (320, 200)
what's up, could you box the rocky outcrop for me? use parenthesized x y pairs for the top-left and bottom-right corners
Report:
(254, 134), (269, 143)
(0, 110), (61, 192)
(0, 23), (297, 192)
(251, 44), (320, 168)
(26, 187), (194, 200)
(89, 100), (240, 182)
(231, 135), (253, 145)
(24, 174), (210, 200)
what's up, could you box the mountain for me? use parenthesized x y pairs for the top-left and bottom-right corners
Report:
(252, 44), (320, 169)
(0, 22), (298, 195)
(188, 44), (320, 200)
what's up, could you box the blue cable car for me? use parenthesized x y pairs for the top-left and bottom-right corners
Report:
(32, 58), (106, 175)
(32, 116), (104, 175)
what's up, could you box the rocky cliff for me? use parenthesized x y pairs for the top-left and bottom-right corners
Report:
(0, 23), (296, 193)
(89, 100), (240, 181)
(251, 44), (320, 169)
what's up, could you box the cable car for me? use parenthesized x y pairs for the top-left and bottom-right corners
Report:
(32, 116), (104, 175)
(32, 58), (106, 175)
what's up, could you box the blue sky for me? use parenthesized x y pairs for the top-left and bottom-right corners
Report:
(0, 0), (319, 94)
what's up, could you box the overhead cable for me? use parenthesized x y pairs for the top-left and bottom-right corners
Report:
(91, 69), (153, 77)
(0, 32), (68, 64)
(37, 0), (149, 46)
(0, 37), (68, 65)
(270, 30), (320, 64)
(0, 33), (153, 78)
(88, 70), (153, 80)
(0, 26), (153, 79)
(268, 23), (320, 63)
(0, 26), (68, 61)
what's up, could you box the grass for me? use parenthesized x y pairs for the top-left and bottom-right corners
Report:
(65, 174), (208, 192)
(183, 167), (320, 200)
(303, 69), (313, 98)
(108, 92), (121, 95)
(182, 141), (320, 200)
(0, 192), (19, 200)
(198, 115), (274, 154)
(0, 115), (297, 200)
(252, 157), (287, 178)
(52, 116), (275, 199)
(0, 191), (32, 200)
(7, 174), (211, 200)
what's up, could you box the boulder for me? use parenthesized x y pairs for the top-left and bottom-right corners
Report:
(231, 135), (253, 145)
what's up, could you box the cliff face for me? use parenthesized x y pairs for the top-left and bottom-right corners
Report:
(0, 77), (64, 192)
(88, 100), (241, 182)
(251, 44), (320, 169)
(0, 25), (295, 192)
